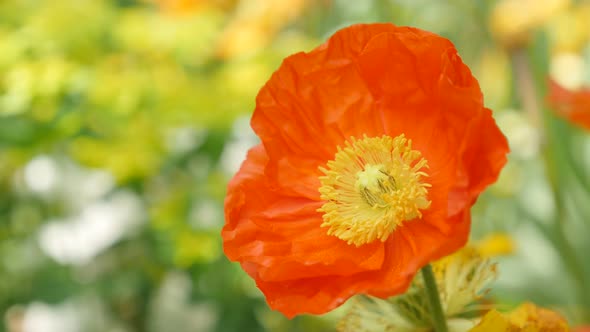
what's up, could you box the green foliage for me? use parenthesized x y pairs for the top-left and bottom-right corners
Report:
(2, 0), (590, 331)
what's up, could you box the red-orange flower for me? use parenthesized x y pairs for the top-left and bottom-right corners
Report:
(548, 79), (590, 130)
(222, 23), (509, 317)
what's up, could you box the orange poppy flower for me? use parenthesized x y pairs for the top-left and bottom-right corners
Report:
(222, 23), (509, 317)
(548, 79), (590, 130)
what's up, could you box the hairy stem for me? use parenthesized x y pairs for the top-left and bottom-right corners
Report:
(421, 264), (448, 332)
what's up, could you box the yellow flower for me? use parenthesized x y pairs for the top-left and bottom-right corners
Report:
(547, 4), (590, 53)
(337, 295), (412, 332)
(338, 295), (478, 332)
(470, 302), (569, 332)
(215, 0), (310, 59)
(475, 233), (515, 258)
(338, 246), (497, 332)
(490, 0), (570, 49)
(431, 247), (498, 317)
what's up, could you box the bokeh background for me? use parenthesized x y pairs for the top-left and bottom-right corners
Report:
(2, 0), (590, 331)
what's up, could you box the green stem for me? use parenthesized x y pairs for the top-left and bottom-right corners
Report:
(511, 49), (542, 129)
(421, 264), (448, 332)
(511, 47), (590, 315)
(543, 150), (590, 312)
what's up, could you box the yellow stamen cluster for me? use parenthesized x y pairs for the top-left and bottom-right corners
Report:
(318, 134), (431, 247)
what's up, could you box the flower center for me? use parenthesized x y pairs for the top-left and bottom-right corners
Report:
(318, 134), (431, 247)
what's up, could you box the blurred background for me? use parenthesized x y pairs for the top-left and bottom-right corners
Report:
(1, 0), (590, 331)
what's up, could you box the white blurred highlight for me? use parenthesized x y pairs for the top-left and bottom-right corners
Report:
(220, 115), (259, 175)
(38, 191), (143, 265)
(495, 110), (541, 160)
(550, 52), (586, 90)
(496, 224), (560, 290)
(149, 272), (217, 332)
(24, 155), (59, 194)
(164, 126), (206, 155)
(189, 199), (222, 229)
(21, 302), (79, 332)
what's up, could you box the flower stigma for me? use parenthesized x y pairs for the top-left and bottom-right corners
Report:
(318, 134), (431, 247)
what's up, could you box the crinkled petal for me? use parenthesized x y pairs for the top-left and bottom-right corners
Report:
(223, 23), (509, 317)
(246, 210), (470, 317)
(223, 145), (385, 283)
(252, 31), (386, 199)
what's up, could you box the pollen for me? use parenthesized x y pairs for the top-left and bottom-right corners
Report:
(318, 134), (431, 247)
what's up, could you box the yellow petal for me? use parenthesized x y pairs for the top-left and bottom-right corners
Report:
(476, 233), (515, 258)
(490, 0), (570, 49)
(508, 303), (569, 331)
(470, 302), (569, 332)
(469, 310), (511, 332)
